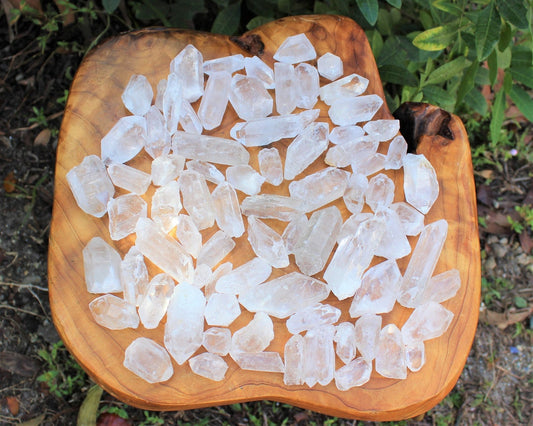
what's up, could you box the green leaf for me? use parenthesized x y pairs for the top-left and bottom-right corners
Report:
(496, 0), (529, 29)
(432, 0), (463, 16)
(509, 84), (533, 121)
(246, 15), (274, 30)
(487, 48), (498, 86)
(245, 0), (277, 16)
(514, 295), (528, 309)
(356, 0), (379, 25)
(422, 85), (455, 106)
(211, 1), (241, 35)
(424, 56), (470, 86)
(475, 2), (501, 61)
(497, 46), (512, 70)
(366, 30), (384, 57)
(464, 89), (488, 116)
(412, 23), (459, 51)
(490, 89), (506, 144)
(511, 67), (533, 89)
(503, 70), (513, 93)
(169, 0), (208, 29)
(102, 0), (120, 14)
(378, 64), (418, 86)
(386, 0), (401, 8)
(376, 8), (393, 36)
(498, 22), (513, 51)
(455, 61), (478, 110)
(77, 385), (103, 426)
(511, 46), (533, 67)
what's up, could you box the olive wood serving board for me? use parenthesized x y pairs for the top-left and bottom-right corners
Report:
(48, 15), (480, 421)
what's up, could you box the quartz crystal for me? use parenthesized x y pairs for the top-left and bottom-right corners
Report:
(192, 263), (212, 289)
(336, 212), (373, 244)
(186, 160), (225, 184)
(365, 173), (395, 213)
(162, 73), (182, 134)
(401, 302), (454, 344)
(138, 273), (175, 329)
(375, 324), (407, 379)
(354, 313), (381, 362)
(286, 304), (341, 334)
(215, 257), (272, 295)
(352, 152), (386, 176)
(101, 116), (147, 165)
(405, 340), (425, 372)
(151, 154), (184, 186)
(284, 334), (305, 385)
(197, 230), (235, 269)
(203, 54), (244, 75)
(189, 352), (228, 381)
(374, 208), (412, 260)
(328, 94), (383, 126)
(164, 283), (205, 364)
(120, 246), (149, 306)
(295, 63), (319, 109)
(83, 237), (122, 293)
(121, 74), (153, 116)
(108, 194), (147, 240)
(108, 163), (151, 195)
(151, 181), (182, 233)
(203, 327), (231, 356)
(294, 206), (342, 275)
(229, 74), (273, 121)
(244, 56), (275, 89)
(204, 262), (233, 299)
(226, 165), (265, 195)
(385, 135), (407, 170)
(325, 137), (378, 168)
(274, 62), (297, 115)
(303, 325), (335, 387)
(89, 294), (139, 329)
(390, 202), (425, 236)
(317, 52), (343, 81)
(421, 269), (461, 303)
(179, 100), (203, 134)
(212, 182), (245, 237)
(273, 33), (316, 64)
(363, 119), (400, 141)
(154, 78), (166, 111)
(232, 352), (284, 373)
(135, 218), (193, 283)
(198, 71), (231, 130)
(284, 122), (329, 181)
(67, 155), (114, 217)
(334, 357), (372, 390)
(231, 312), (274, 353)
(123, 338), (173, 383)
(239, 272), (329, 318)
(343, 173), (368, 215)
(241, 194), (304, 221)
(319, 74), (369, 105)
(178, 171), (215, 230)
(173, 132), (250, 166)
(282, 214), (308, 254)
(334, 322), (357, 364)
(247, 216), (289, 268)
(204, 293), (241, 326)
(329, 125), (364, 144)
(403, 153), (439, 214)
(170, 44), (204, 102)
(258, 148), (283, 186)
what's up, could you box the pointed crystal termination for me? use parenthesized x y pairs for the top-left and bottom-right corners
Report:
(282, 214), (308, 254)
(294, 206), (342, 276)
(374, 209), (412, 260)
(244, 56), (275, 89)
(186, 160), (225, 184)
(354, 313), (381, 362)
(143, 105), (171, 159)
(286, 303), (341, 335)
(151, 181), (182, 233)
(334, 322), (357, 364)
(421, 269), (461, 304)
(258, 148), (283, 186)
(365, 173), (395, 213)
(101, 116), (146, 165)
(363, 119), (400, 142)
(204, 293), (241, 326)
(285, 122), (329, 181)
(231, 109), (319, 147)
(203, 54), (244, 75)
(162, 73), (182, 135)
(324, 216), (386, 300)
(334, 357), (372, 391)
(135, 218), (193, 284)
(89, 294), (139, 330)
(83, 237), (122, 293)
(197, 230), (235, 269)
(108, 163), (151, 196)
(405, 340), (425, 372)
(154, 78), (166, 111)
(120, 246), (149, 306)
(170, 44), (204, 102)
(319, 74), (369, 105)
(328, 94), (383, 126)
(226, 165), (265, 196)
(172, 132), (250, 166)
(164, 283), (205, 365)
(337, 212), (373, 244)
(67, 155), (114, 218)
(203, 327), (231, 356)
(239, 272), (329, 319)
(289, 167), (350, 213)
(216, 257), (272, 295)
(121, 74), (153, 116)
(349, 259), (402, 317)
(241, 194), (304, 221)
(175, 214), (202, 258)
(179, 100), (203, 135)
(247, 216), (289, 268)
(232, 312), (274, 353)
(317, 52), (343, 81)
(325, 136), (378, 168)
(402, 301), (454, 344)
(284, 334), (305, 385)
(198, 71), (231, 131)
(212, 182), (244, 238)
(329, 125), (365, 144)
(229, 75), (273, 121)
(273, 33), (317, 64)
(375, 324), (407, 379)
(138, 273), (175, 329)
(343, 173), (368, 215)
(124, 337), (173, 384)
(295, 63), (319, 109)
(303, 324), (335, 387)
(385, 135), (407, 170)
(108, 194), (147, 241)
(274, 62), (297, 115)
(189, 353), (228, 381)
(178, 171), (215, 230)
(403, 153), (439, 214)
(398, 219), (448, 308)
(232, 352), (284, 373)
(352, 152), (386, 176)
(390, 201), (425, 236)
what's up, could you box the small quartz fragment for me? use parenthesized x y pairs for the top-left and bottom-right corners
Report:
(374, 208), (412, 260)
(365, 173), (395, 213)
(390, 202), (425, 236)
(204, 262), (233, 299)
(108, 194), (147, 240)
(151, 181), (182, 233)
(212, 182), (245, 237)
(329, 125), (365, 144)
(83, 237), (122, 293)
(334, 322), (357, 364)
(101, 116), (147, 165)
(319, 74), (369, 105)
(247, 216), (289, 268)
(328, 94), (383, 126)
(336, 212), (373, 244)
(385, 135), (407, 170)
(121, 74), (153, 116)
(173, 132), (250, 166)
(241, 194), (304, 221)
(284, 334), (305, 385)
(120, 246), (149, 306)
(343, 173), (368, 215)
(154, 78), (166, 111)
(403, 153), (439, 214)
(89, 294), (139, 329)
(203, 54), (244, 75)
(405, 340), (425, 372)
(274, 62), (297, 115)
(151, 154), (184, 186)
(303, 325), (335, 387)
(204, 293), (241, 326)
(226, 165), (265, 196)
(203, 327), (231, 356)
(363, 119), (400, 141)
(138, 273), (175, 329)
(192, 263), (212, 289)
(258, 148), (283, 186)
(215, 257), (272, 295)
(375, 324), (407, 379)
(108, 163), (151, 195)
(352, 152), (386, 176)
(124, 337), (173, 383)
(231, 312), (274, 353)
(197, 230), (235, 269)
(286, 303), (341, 334)
(282, 214), (308, 254)
(334, 357), (372, 390)
(198, 71), (231, 131)
(178, 171), (215, 230)
(325, 137), (378, 168)
(421, 269), (461, 303)
(295, 63), (319, 109)
(162, 73), (182, 134)
(317, 52), (343, 81)
(401, 302), (454, 344)
(232, 352), (284, 373)
(229, 75), (273, 121)
(179, 100), (203, 134)
(189, 353), (228, 381)
(186, 160), (225, 184)
(244, 56), (275, 89)
(170, 44), (204, 102)
(354, 313), (381, 362)
(273, 33), (316, 64)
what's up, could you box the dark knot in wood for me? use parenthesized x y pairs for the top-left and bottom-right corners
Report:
(230, 34), (264, 56)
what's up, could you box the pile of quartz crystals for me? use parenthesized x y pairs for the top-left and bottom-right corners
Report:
(67, 32), (462, 388)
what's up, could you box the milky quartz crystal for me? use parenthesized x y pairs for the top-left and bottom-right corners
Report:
(282, 214), (308, 254)
(334, 322), (357, 364)
(317, 52), (343, 81)
(319, 74), (369, 105)
(303, 325), (335, 387)
(212, 182), (245, 237)
(374, 208), (412, 260)
(89, 294), (139, 330)
(121, 74), (153, 116)
(178, 171), (215, 230)
(179, 100), (203, 134)
(363, 119), (400, 141)
(192, 263), (212, 289)
(204, 262), (233, 299)
(231, 312), (274, 353)
(67, 155), (114, 218)
(247, 216), (289, 268)
(375, 324), (407, 379)
(295, 63), (319, 109)
(83, 237), (122, 293)
(258, 148), (283, 186)
(229, 74), (273, 121)
(203, 54), (244, 75)
(232, 352), (284, 373)
(284, 334), (305, 385)
(329, 125), (365, 144)
(403, 153), (439, 214)
(197, 230), (235, 269)
(274, 33), (316, 63)
(189, 352), (228, 381)
(241, 194), (304, 221)
(343, 173), (368, 215)
(239, 272), (329, 318)
(203, 327), (232, 356)
(204, 293), (240, 326)
(215, 257), (272, 295)
(120, 246), (149, 306)
(405, 340), (425, 372)
(138, 273), (175, 329)
(107, 163), (151, 195)
(325, 137), (378, 168)
(274, 62), (297, 115)
(365, 173), (395, 213)
(101, 116), (146, 165)
(401, 302), (454, 344)
(244, 56), (275, 89)
(186, 160), (225, 184)
(198, 71), (231, 131)
(354, 314), (381, 362)
(123, 338), (173, 383)
(226, 165), (265, 196)
(162, 73), (182, 134)
(352, 152), (386, 176)
(329, 94), (383, 126)
(385, 135), (408, 170)
(170, 44), (204, 102)
(107, 194), (147, 240)
(337, 212), (373, 243)
(334, 357), (372, 390)
(286, 304), (341, 334)
(421, 269), (461, 303)
(154, 78), (166, 111)
(151, 154), (184, 186)
(173, 132), (250, 165)
(390, 201), (425, 236)
(151, 181), (182, 233)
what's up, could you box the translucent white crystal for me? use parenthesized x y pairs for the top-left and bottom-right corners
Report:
(390, 201), (425, 236)
(317, 52), (343, 81)
(258, 147), (283, 186)
(352, 152), (386, 176)
(89, 294), (139, 329)
(241, 194), (304, 221)
(319, 74), (369, 105)
(212, 182), (245, 237)
(354, 313), (381, 362)
(178, 171), (215, 230)
(151, 154), (184, 186)
(421, 269), (461, 304)
(124, 337), (173, 383)
(203, 54), (244, 75)
(231, 312), (274, 353)
(186, 160), (225, 184)
(273, 33), (316, 64)
(121, 74), (153, 116)
(204, 262), (233, 299)
(151, 181), (182, 233)
(403, 153), (439, 214)
(385, 135), (407, 170)
(363, 119), (400, 141)
(328, 94), (383, 126)
(173, 131), (250, 165)
(405, 340), (425, 372)
(101, 116), (146, 165)
(67, 155), (114, 217)
(215, 257), (272, 295)
(192, 263), (212, 289)
(247, 216), (289, 268)
(334, 357), (372, 390)
(198, 71), (231, 131)
(108, 194), (147, 240)
(329, 125), (365, 144)
(374, 209), (412, 260)
(401, 301), (454, 344)
(179, 100), (203, 134)
(83, 237), (122, 293)
(274, 62), (297, 115)
(232, 352), (284, 373)
(365, 173), (395, 213)
(282, 214), (308, 254)
(325, 136), (378, 168)
(303, 325), (335, 387)
(295, 63), (319, 109)
(154, 78), (166, 111)
(203, 327), (231, 356)
(286, 303), (341, 334)
(189, 352), (228, 381)
(162, 73), (182, 134)
(229, 75), (273, 121)
(336, 212), (373, 244)
(120, 246), (149, 306)
(204, 293), (241, 326)
(108, 163), (151, 195)
(334, 322), (357, 364)
(197, 230), (235, 269)
(375, 324), (407, 379)
(244, 56), (275, 89)
(138, 273), (175, 329)
(284, 334), (305, 385)
(343, 173), (368, 215)
(170, 44), (204, 102)
(226, 165), (265, 196)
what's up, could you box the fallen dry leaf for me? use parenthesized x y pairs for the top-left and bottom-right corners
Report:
(479, 305), (533, 329)
(519, 231), (533, 254)
(19, 414), (45, 426)
(0, 351), (40, 377)
(6, 395), (20, 416)
(34, 128), (51, 146)
(3, 171), (16, 193)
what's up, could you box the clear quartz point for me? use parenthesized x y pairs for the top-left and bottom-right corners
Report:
(212, 182), (245, 237)
(203, 327), (231, 356)
(325, 136), (378, 168)
(286, 303), (341, 335)
(247, 216), (289, 268)
(317, 52), (343, 81)
(178, 171), (215, 230)
(274, 62), (297, 115)
(421, 269), (461, 303)
(179, 100), (203, 134)
(337, 212), (373, 244)
(241, 194), (304, 221)
(145, 106), (171, 159)
(352, 152), (386, 176)
(89, 294), (139, 330)
(203, 54), (244, 75)
(215, 257), (272, 295)
(403, 153), (439, 214)
(204, 293), (241, 326)
(154, 78), (166, 111)
(186, 160), (225, 184)
(354, 313), (381, 362)
(334, 357), (372, 390)
(121, 74), (153, 116)
(120, 246), (149, 306)
(375, 324), (407, 379)
(101, 116), (146, 165)
(374, 208), (412, 260)
(162, 73), (182, 135)
(258, 147), (283, 186)
(273, 33), (316, 64)
(170, 44), (204, 102)
(226, 165), (265, 196)
(198, 71), (231, 131)
(319, 74), (369, 105)
(192, 263), (212, 289)
(401, 301), (454, 344)
(363, 119), (400, 141)
(189, 353), (228, 381)
(138, 273), (175, 329)
(284, 334), (305, 385)
(151, 154), (185, 186)
(390, 201), (425, 236)
(303, 325), (335, 387)
(244, 56), (275, 89)
(295, 63), (319, 109)
(282, 214), (308, 254)
(334, 322), (357, 364)
(83, 237), (122, 293)
(343, 173), (368, 215)
(204, 262), (232, 299)
(151, 181), (182, 233)
(197, 230), (235, 269)
(405, 340), (425, 372)
(123, 338), (173, 383)
(385, 135), (407, 170)
(329, 94), (383, 126)
(329, 125), (365, 144)
(108, 163), (151, 195)
(231, 312), (274, 353)
(365, 173), (395, 213)
(173, 131), (250, 165)
(229, 74), (273, 121)
(231, 352), (284, 373)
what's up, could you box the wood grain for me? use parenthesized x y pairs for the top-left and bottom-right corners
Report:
(48, 15), (480, 421)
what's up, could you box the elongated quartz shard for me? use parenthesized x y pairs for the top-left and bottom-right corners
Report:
(108, 163), (151, 195)
(319, 74), (369, 105)
(374, 209), (412, 260)
(247, 216), (289, 268)
(83, 237), (122, 293)
(179, 100), (203, 134)
(212, 182), (245, 237)
(295, 63), (319, 109)
(334, 357), (372, 390)
(154, 78), (166, 111)
(398, 219), (448, 308)
(198, 71), (231, 131)
(124, 338), (173, 383)
(317, 52), (343, 81)
(215, 257), (272, 295)
(294, 206), (342, 275)
(258, 147), (283, 186)
(178, 171), (215, 230)
(89, 294), (139, 329)
(325, 137), (378, 168)
(375, 324), (407, 379)
(203, 54), (244, 75)
(151, 181), (182, 233)
(186, 160), (225, 184)
(385, 135), (407, 170)
(329, 125), (364, 144)
(365, 173), (395, 213)
(170, 44), (204, 102)
(120, 246), (149, 306)
(226, 165), (265, 196)
(162, 73), (182, 134)
(405, 340), (425, 372)
(390, 201), (425, 236)
(67, 155), (114, 218)
(135, 218), (193, 283)
(334, 322), (357, 364)
(284, 334), (305, 385)
(229, 75), (273, 121)
(363, 119), (400, 141)
(203, 327), (231, 356)
(403, 153), (439, 214)
(241, 194), (304, 221)
(303, 324), (335, 387)
(205, 293), (241, 326)
(232, 312), (274, 353)
(189, 353), (228, 381)
(192, 263), (213, 289)
(273, 33), (316, 63)
(232, 352), (284, 373)
(421, 269), (461, 303)
(121, 74), (153, 116)
(239, 272), (329, 318)
(101, 116), (146, 165)
(151, 154), (184, 186)
(329, 94), (383, 126)
(138, 273), (175, 329)
(354, 313), (381, 362)
(274, 62), (297, 115)
(352, 152), (386, 176)
(286, 304), (341, 334)
(289, 167), (350, 213)
(204, 262), (233, 299)
(108, 194), (147, 240)
(402, 301), (454, 344)
(244, 56), (275, 89)
(337, 212), (373, 244)
(343, 173), (368, 215)
(197, 231), (235, 269)
(164, 283), (205, 364)
(285, 122), (329, 181)
(172, 132), (250, 166)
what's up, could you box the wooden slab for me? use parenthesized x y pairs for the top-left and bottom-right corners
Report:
(48, 15), (480, 421)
